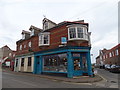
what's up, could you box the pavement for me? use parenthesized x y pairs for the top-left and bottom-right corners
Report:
(2, 68), (103, 84)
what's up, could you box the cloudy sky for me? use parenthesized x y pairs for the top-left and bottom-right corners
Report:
(0, 0), (119, 63)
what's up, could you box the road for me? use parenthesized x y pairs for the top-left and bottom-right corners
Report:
(2, 71), (94, 88)
(2, 68), (119, 88)
(93, 68), (119, 88)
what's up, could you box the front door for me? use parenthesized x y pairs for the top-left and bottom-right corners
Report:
(36, 56), (41, 74)
(73, 57), (83, 76)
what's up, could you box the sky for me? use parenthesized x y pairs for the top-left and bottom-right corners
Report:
(0, 0), (119, 63)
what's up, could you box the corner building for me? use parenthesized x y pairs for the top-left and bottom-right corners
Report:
(15, 18), (93, 78)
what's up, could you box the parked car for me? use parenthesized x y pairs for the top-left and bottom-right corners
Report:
(105, 64), (111, 70)
(109, 65), (120, 73)
(110, 64), (116, 69)
(99, 65), (105, 69)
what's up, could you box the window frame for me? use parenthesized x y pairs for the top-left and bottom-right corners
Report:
(28, 41), (32, 47)
(68, 26), (88, 41)
(21, 58), (24, 66)
(28, 57), (32, 66)
(43, 21), (49, 30)
(109, 52), (112, 57)
(22, 34), (25, 39)
(116, 49), (119, 56)
(20, 45), (22, 50)
(39, 32), (50, 46)
(30, 29), (34, 36)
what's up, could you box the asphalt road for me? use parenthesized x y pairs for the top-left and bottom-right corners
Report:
(2, 71), (94, 88)
(1, 68), (119, 88)
(94, 68), (119, 88)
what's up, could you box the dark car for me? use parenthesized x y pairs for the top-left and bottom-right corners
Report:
(109, 65), (120, 73)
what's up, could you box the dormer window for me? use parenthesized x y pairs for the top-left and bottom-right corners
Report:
(30, 29), (34, 36)
(22, 34), (25, 39)
(39, 32), (50, 46)
(68, 26), (88, 41)
(43, 21), (49, 30)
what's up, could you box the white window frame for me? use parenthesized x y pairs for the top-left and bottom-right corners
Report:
(20, 45), (22, 50)
(22, 34), (25, 39)
(39, 32), (50, 46)
(9, 53), (12, 56)
(109, 52), (112, 57)
(30, 29), (34, 36)
(112, 51), (114, 56)
(68, 26), (88, 41)
(13, 54), (15, 57)
(43, 21), (49, 30)
(116, 49), (119, 56)
(24, 45), (26, 48)
(106, 54), (107, 59)
(28, 41), (32, 47)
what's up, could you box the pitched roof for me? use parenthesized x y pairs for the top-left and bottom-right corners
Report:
(21, 30), (30, 34)
(43, 18), (57, 25)
(29, 25), (43, 31)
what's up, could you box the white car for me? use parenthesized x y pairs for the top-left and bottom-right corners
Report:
(105, 64), (111, 70)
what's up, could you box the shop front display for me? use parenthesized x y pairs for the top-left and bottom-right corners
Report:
(33, 46), (93, 78)
(43, 53), (67, 72)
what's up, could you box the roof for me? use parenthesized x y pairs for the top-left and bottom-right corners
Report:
(43, 18), (57, 25)
(21, 30), (30, 34)
(29, 25), (43, 31)
(1, 45), (11, 50)
(45, 20), (88, 32)
(96, 56), (100, 59)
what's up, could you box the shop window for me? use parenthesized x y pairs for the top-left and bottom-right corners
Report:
(43, 53), (67, 72)
(28, 57), (32, 66)
(82, 56), (87, 71)
(21, 58), (24, 66)
(39, 32), (50, 46)
(74, 58), (80, 70)
(68, 26), (88, 40)
(16, 59), (18, 67)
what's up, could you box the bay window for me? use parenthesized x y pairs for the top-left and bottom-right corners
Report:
(69, 27), (76, 38)
(68, 26), (88, 40)
(39, 32), (50, 46)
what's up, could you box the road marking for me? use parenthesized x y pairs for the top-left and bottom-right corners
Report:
(63, 81), (92, 85)
(96, 73), (107, 82)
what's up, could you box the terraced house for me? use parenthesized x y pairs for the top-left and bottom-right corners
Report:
(14, 26), (42, 72)
(96, 44), (120, 67)
(14, 18), (93, 78)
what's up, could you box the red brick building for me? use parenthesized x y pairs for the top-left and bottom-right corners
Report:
(96, 44), (120, 67)
(14, 18), (93, 78)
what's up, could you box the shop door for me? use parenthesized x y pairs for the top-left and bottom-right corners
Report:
(73, 57), (83, 76)
(36, 56), (41, 74)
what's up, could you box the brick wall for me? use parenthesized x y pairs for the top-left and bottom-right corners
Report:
(100, 44), (120, 65)
(16, 24), (89, 56)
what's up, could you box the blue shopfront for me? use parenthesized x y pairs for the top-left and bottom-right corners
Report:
(33, 46), (93, 78)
